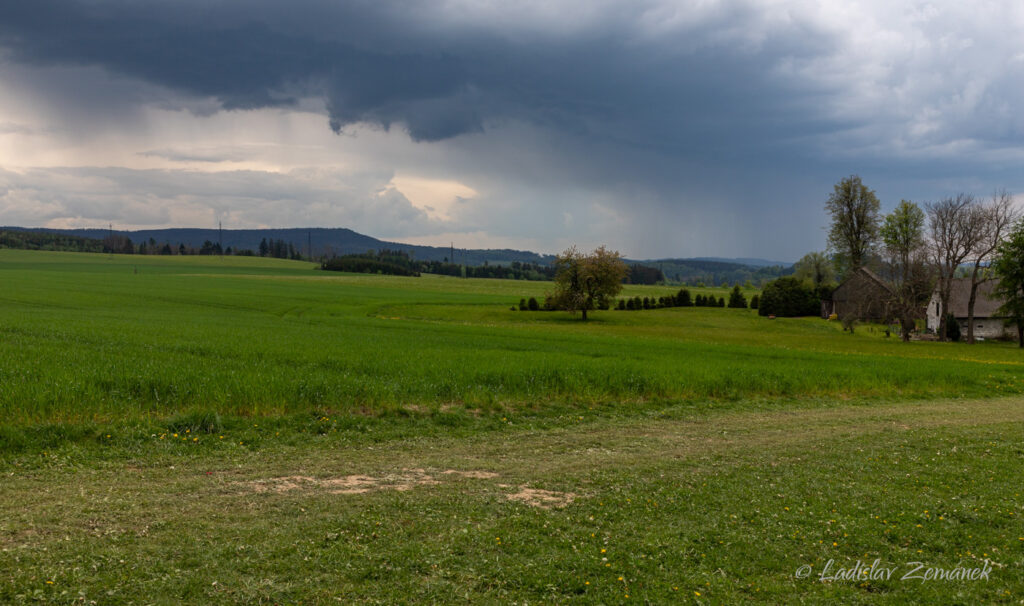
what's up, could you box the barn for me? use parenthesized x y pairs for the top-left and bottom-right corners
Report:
(821, 267), (893, 321)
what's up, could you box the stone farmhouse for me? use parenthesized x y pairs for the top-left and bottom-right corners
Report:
(926, 278), (1011, 339)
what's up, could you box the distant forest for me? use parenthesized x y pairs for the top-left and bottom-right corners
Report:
(322, 250), (558, 281)
(0, 227), (792, 285)
(641, 258), (793, 287)
(0, 230), (104, 253)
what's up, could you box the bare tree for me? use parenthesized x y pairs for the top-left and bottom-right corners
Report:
(926, 194), (985, 341)
(964, 190), (1019, 343)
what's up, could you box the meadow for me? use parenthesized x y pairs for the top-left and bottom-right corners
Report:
(1, 249), (1022, 603)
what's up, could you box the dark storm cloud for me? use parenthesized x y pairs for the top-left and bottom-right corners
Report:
(0, 0), (833, 147)
(3, 1), (1023, 259)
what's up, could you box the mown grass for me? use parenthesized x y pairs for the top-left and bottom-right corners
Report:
(1, 398), (1021, 604)
(1, 249), (1022, 441)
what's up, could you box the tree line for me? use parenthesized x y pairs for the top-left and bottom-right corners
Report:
(320, 249), (559, 280)
(519, 246), (760, 319)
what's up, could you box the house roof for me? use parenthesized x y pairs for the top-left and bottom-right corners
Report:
(941, 278), (1006, 318)
(830, 266), (894, 300)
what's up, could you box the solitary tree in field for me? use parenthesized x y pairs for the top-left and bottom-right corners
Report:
(550, 245), (628, 320)
(992, 219), (1024, 347)
(826, 175), (881, 277)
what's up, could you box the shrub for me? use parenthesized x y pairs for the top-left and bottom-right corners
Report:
(945, 313), (961, 342)
(758, 277), (820, 317)
(727, 285), (747, 308)
(750, 294), (760, 309)
(677, 289), (692, 306)
(527, 297), (540, 311)
(718, 297), (725, 307)
(519, 298), (527, 311)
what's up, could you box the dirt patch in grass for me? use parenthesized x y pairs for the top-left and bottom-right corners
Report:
(242, 468), (498, 496)
(506, 485), (576, 509)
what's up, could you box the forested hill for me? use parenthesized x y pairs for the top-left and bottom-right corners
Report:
(638, 258), (794, 286)
(0, 227), (555, 267)
(2, 226), (794, 283)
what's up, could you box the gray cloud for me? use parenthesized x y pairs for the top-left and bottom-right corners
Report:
(2, 2), (1024, 259)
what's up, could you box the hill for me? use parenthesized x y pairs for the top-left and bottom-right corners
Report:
(637, 258), (794, 286)
(0, 226), (555, 266)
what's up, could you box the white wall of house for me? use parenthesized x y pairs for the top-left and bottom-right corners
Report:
(926, 293), (942, 333)
(958, 318), (1012, 339)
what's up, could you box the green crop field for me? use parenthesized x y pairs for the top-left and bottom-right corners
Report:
(2, 249), (1022, 604)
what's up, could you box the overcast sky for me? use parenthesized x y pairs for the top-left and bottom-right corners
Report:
(2, 1), (1023, 261)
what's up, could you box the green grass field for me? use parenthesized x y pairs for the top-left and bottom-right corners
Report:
(1, 249), (1022, 603)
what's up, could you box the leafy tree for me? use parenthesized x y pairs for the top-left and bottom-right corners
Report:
(880, 200), (933, 341)
(826, 175), (880, 277)
(992, 219), (1024, 347)
(528, 297), (540, 311)
(727, 285), (747, 308)
(549, 245), (628, 320)
(793, 252), (835, 288)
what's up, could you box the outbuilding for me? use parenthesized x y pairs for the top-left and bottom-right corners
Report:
(821, 267), (893, 321)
